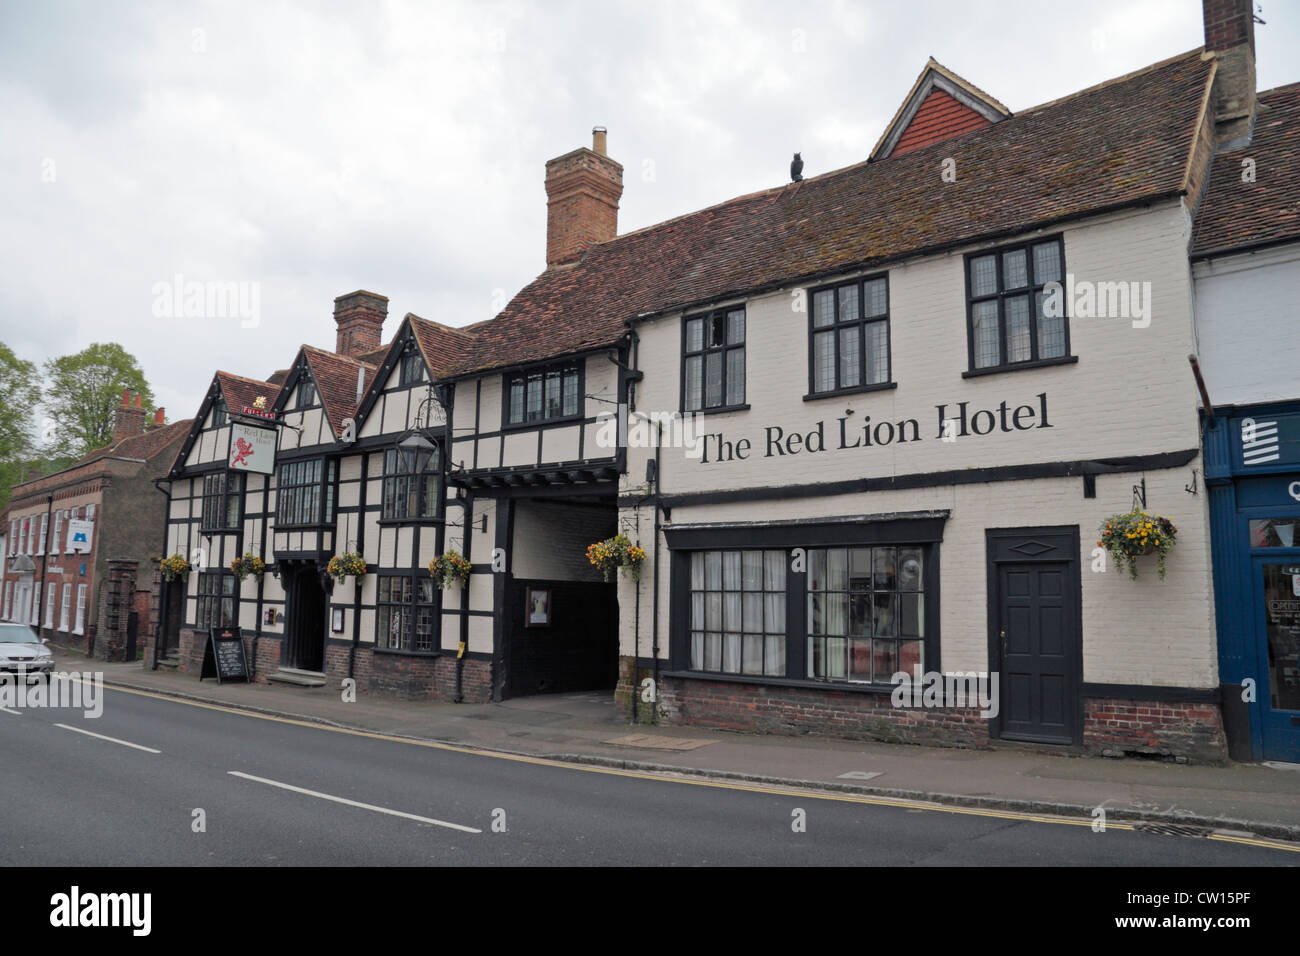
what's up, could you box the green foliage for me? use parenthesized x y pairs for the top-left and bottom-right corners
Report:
(0, 343), (41, 509)
(42, 343), (154, 459)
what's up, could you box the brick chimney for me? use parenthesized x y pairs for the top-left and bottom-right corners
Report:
(334, 291), (388, 359)
(113, 389), (146, 441)
(1203, 0), (1257, 145)
(153, 407), (166, 426)
(544, 127), (623, 269)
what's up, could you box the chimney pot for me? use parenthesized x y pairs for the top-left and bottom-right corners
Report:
(121, 388), (130, 407)
(133, 393), (143, 408)
(334, 290), (389, 359)
(154, 408), (166, 426)
(544, 129), (623, 268)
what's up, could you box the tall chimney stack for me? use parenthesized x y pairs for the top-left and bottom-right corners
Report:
(1203, 0), (1257, 145)
(113, 389), (147, 441)
(334, 290), (388, 359)
(544, 127), (623, 269)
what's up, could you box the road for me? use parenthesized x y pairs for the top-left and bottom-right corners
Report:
(0, 679), (1295, 866)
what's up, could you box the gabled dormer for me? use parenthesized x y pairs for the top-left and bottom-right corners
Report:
(871, 57), (1010, 160)
(273, 345), (377, 450)
(170, 371), (280, 475)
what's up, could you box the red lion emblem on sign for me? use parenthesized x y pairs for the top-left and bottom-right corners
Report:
(231, 436), (255, 467)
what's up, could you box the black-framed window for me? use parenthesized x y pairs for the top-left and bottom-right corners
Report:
(276, 458), (336, 527)
(201, 471), (243, 531)
(295, 377), (317, 409)
(809, 275), (890, 394)
(196, 571), (236, 628)
(382, 447), (441, 520)
(376, 574), (437, 652)
(505, 360), (581, 426)
(965, 236), (1069, 371)
(682, 307), (745, 411)
(211, 396), (228, 427)
(399, 349), (426, 387)
(689, 550), (787, 677)
(806, 546), (925, 684)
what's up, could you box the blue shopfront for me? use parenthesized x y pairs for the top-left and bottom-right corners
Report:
(1206, 405), (1300, 763)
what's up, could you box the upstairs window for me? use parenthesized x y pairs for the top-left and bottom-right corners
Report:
(399, 349), (426, 387)
(201, 472), (243, 531)
(809, 275), (890, 395)
(295, 377), (317, 410)
(211, 396), (228, 427)
(683, 306), (745, 412)
(382, 447), (441, 520)
(505, 361), (581, 426)
(276, 458), (336, 527)
(965, 236), (1070, 372)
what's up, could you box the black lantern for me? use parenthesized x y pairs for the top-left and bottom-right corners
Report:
(397, 430), (436, 475)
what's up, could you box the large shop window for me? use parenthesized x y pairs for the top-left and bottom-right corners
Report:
(201, 471), (244, 531)
(382, 447), (440, 520)
(810, 275), (890, 395)
(683, 307), (745, 412)
(196, 572), (236, 628)
(807, 546), (925, 683)
(677, 531), (937, 686)
(276, 458), (336, 527)
(376, 575), (437, 652)
(505, 361), (581, 426)
(965, 236), (1070, 372)
(689, 550), (787, 676)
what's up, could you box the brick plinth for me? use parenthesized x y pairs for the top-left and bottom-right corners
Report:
(1084, 698), (1228, 762)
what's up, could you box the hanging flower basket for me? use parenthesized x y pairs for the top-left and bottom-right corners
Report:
(327, 551), (367, 584)
(428, 550), (472, 589)
(1098, 509), (1178, 580)
(586, 533), (646, 583)
(229, 552), (266, 582)
(160, 553), (192, 583)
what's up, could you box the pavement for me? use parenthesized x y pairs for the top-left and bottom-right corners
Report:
(51, 649), (1300, 842)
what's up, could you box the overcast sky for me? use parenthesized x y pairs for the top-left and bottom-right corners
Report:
(1, 0), (1295, 426)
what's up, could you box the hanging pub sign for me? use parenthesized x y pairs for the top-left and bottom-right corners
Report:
(200, 627), (250, 684)
(228, 421), (277, 474)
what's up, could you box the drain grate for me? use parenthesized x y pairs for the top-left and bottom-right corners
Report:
(1134, 822), (1212, 838)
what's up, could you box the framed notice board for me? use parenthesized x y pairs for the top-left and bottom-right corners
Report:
(200, 627), (251, 684)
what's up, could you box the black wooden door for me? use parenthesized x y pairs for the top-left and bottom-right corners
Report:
(997, 562), (1077, 743)
(286, 567), (326, 672)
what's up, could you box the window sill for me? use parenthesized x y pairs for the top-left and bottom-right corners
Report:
(962, 355), (1078, 378)
(661, 669), (896, 695)
(803, 382), (897, 402)
(683, 403), (750, 417)
(372, 647), (442, 658)
(376, 517), (443, 527)
(501, 414), (584, 432)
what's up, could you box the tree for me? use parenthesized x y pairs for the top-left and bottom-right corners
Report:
(0, 343), (41, 510)
(42, 343), (155, 460)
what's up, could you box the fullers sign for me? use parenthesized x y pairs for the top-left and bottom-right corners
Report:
(697, 392), (1051, 464)
(228, 422), (276, 474)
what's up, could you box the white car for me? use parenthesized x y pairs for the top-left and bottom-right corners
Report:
(0, 623), (54, 680)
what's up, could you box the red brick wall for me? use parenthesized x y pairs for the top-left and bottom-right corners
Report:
(1084, 699), (1227, 762)
(1202, 0), (1253, 52)
(892, 89), (992, 156)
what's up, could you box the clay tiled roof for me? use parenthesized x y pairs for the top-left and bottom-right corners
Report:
(442, 48), (1215, 378)
(216, 371), (280, 415)
(409, 315), (478, 378)
(1192, 83), (1300, 256)
(301, 346), (377, 439)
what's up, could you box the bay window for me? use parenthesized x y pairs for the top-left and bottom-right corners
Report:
(276, 458), (336, 527)
(382, 447), (441, 520)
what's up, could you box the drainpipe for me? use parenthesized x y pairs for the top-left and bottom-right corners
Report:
(456, 490), (473, 703)
(37, 492), (53, 638)
(150, 478), (171, 670)
(651, 420), (662, 723)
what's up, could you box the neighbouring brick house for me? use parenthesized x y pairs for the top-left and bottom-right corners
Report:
(151, 0), (1284, 762)
(2, 390), (191, 661)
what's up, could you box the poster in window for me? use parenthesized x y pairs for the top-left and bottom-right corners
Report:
(525, 586), (551, 627)
(228, 422), (277, 474)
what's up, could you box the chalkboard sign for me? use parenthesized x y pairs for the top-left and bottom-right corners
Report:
(200, 627), (250, 684)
